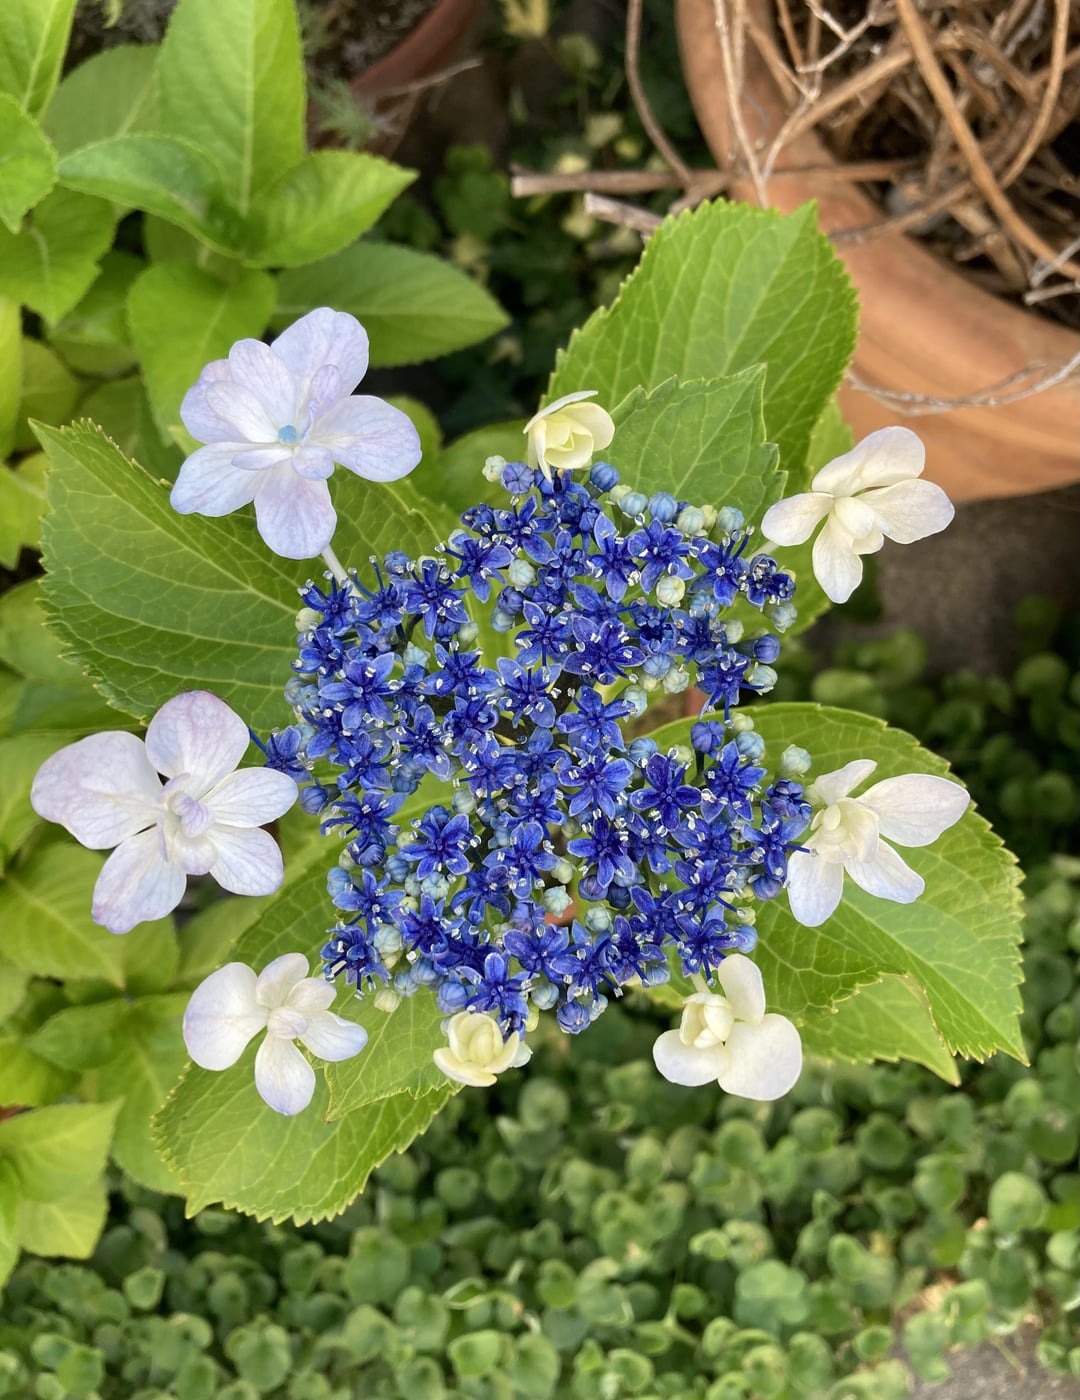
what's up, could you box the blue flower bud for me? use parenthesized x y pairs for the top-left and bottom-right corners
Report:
(607, 884), (631, 910)
(375, 924), (403, 959)
(628, 737), (659, 765)
(734, 924), (759, 952)
(438, 981), (470, 1014)
(384, 551), (411, 574)
(780, 744), (812, 777)
(648, 491), (678, 523)
(284, 676), (312, 706)
(501, 459), (533, 494)
(736, 731), (766, 762)
(765, 600), (798, 632)
(643, 652), (674, 679)
(300, 782), (332, 815)
(557, 1000), (591, 1034)
(385, 854), (410, 882)
(531, 979), (560, 1010)
(619, 490), (648, 519)
(421, 874), (450, 900)
(691, 720), (725, 754)
(578, 874), (609, 902)
(590, 461), (619, 491)
(716, 506), (745, 536)
(751, 633), (781, 663)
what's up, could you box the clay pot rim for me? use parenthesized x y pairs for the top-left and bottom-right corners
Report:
(352, 0), (488, 96)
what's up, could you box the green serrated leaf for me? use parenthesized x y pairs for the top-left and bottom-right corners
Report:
(0, 844), (175, 987)
(548, 200), (857, 483)
(16, 1180), (108, 1258)
(0, 1031), (77, 1106)
(0, 0), (79, 118)
(37, 420), (442, 730)
(422, 419), (528, 517)
(127, 262), (276, 437)
(0, 295), (20, 462)
(245, 151), (415, 268)
(0, 732), (80, 871)
(608, 372), (781, 518)
(0, 578), (96, 685)
(156, 0), (304, 218)
(26, 998), (130, 1070)
(48, 250), (142, 376)
(14, 338), (79, 452)
(801, 974), (959, 1083)
(647, 704), (1024, 1062)
(0, 1099), (119, 1201)
(0, 187), (116, 324)
(174, 894), (269, 988)
(42, 43), (158, 155)
(0, 1159), (19, 1287)
(0, 960), (29, 1022)
(274, 242), (509, 368)
(0, 94), (56, 234)
(79, 376), (182, 480)
(325, 995), (449, 1120)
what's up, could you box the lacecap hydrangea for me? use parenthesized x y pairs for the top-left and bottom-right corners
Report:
(259, 458), (814, 1055)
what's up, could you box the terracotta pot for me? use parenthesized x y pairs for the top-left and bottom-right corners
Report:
(353, 0), (487, 97)
(675, 0), (1080, 504)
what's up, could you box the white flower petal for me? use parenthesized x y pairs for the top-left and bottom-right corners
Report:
(252, 461), (336, 559)
(291, 444), (335, 480)
(812, 426), (925, 496)
(204, 768), (298, 828)
(255, 1033), (316, 1115)
(180, 360), (237, 443)
(523, 390), (599, 432)
(298, 1009), (369, 1062)
(145, 691), (251, 787)
(433, 1047), (496, 1087)
(859, 478), (955, 544)
(91, 829), (187, 934)
(717, 1016), (803, 1101)
(255, 953), (310, 1009)
(813, 760), (878, 805)
(858, 774), (969, 848)
(845, 839), (925, 904)
(314, 396), (422, 482)
(286, 978), (337, 1014)
(760, 492), (833, 547)
(209, 825), (284, 896)
(183, 962), (267, 1069)
(785, 848), (845, 927)
(812, 515), (868, 604)
(715, 954), (767, 1024)
(272, 307), (369, 397)
(170, 444), (263, 517)
(560, 400), (614, 448)
(652, 1029), (727, 1086)
(228, 338), (298, 425)
(32, 731), (161, 848)
(205, 378), (278, 443)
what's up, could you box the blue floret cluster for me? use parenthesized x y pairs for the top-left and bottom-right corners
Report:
(263, 461), (812, 1039)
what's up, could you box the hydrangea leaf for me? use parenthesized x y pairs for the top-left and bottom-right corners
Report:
(0, 1031), (77, 1106)
(127, 262), (276, 437)
(0, 844), (176, 987)
(273, 242), (509, 367)
(0, 1160), (18, 1288)
(36, 420), (443, 731)
(324, 996), (449, 1120)
(0, 0), (79, 118)
(0, 732), (81, 872)
(0, 1100), (119, 1201)
(48, 250), (142, 378)
(244, 152), (415, 268)
(647, 704), (1023, 1062)
(58, 136), (236, 255)
(14, 337), (79, 451)
(607, 371), (781, 521)
(0, 961), (29, 1023)
(15, 1182), (109, 1259)
(419, 419), (528, 517)
(0, 187), (116, 324)
(547, 201), (856, 489)
(156, 0), (304, 218)
(0, 294), (19, 461)
(42, 43), (158, 155)
(801, 974), (960, 1084)
(0, 95), (57, 234)
(26, 999), (132, 1071)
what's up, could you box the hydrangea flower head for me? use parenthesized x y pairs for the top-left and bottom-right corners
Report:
(761, 426), (954, 603)
(183, 952), (368, 1115)
(170, 308), (422, 559)
(31, 691), (297, 933)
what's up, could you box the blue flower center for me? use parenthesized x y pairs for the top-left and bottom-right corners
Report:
(277, 424), (299, 445)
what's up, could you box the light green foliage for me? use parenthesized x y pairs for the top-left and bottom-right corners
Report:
(127, 263), (276, 435)
(37, 420), (444, 730)
(413, 418), (527, 516)
(0, 187), (115, 324)
(48, 250), (142, 377)
(274, 241), (510, 367)
(155, 0), (305, 217)
(0, 0), (79, 117)
(0, 295), (19, 460)
(42, 44), (158, 155)
(801, 976), (960, 1085)
(0, 94), (57, 233)
(244, 151), (415, 267)
(648, 704), (1023, 1068)
(607, 371), (781, 522)
(548, 201), (857, 488)
(12, 338), (79, 450)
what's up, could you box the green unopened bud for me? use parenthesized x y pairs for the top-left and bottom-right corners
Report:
(483, 454), (507, 482)
(456, 621), (479, 646)
(663, 665), (690, 694)
(295, 606), (322, 633)
(543, 884), (572, 915)
(656, 576), (686, 607)
(730, 711), (755, 733)
(779, 744), (812, 777)
(551, 857), (575, 885)
(373, 987), (401, 1014)
(677, 506), (707, 535)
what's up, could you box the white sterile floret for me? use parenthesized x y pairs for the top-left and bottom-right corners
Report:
(523, 390), (615, 481)
(785, 760), (970, 928)
(434, 1010), (532, 1087)
(761, 426), (954, 604)
(183, 953), (368, 1116)
(170, 307), (421, 559)
(652, 955), (802, 1102)
(30, 691), (297, 934)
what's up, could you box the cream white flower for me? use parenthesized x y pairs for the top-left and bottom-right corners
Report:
(786, 760), (969, 927)
(761, 426), (954, 604)
(652, 955), (802, 1101)
(183, 953), (368, 1116)
(524, 390), (615, 481)
(433, 1011), (531, 1088)
(30, 691), (297, 934)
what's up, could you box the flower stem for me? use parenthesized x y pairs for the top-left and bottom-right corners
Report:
(322, 545), (348, 585)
